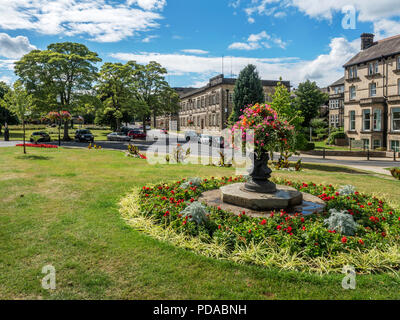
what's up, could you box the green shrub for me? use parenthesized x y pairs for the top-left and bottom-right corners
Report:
(390, 168), (400, 180)
(328, 130), (346, 145)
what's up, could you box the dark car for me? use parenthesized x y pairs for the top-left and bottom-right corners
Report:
(30, 131), (51, 143)
(75, 129), (94, 143)
(128, 129), (146, 139)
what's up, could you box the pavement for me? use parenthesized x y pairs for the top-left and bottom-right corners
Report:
(1, 138), (398, 176)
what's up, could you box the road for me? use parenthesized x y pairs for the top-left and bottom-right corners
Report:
(1, 138), (398, 175)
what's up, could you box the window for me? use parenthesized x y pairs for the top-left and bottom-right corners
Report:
(373, 109), (382, 131)
(350, 86), (356, 100)
(370, 83), (377, 97)
(392, 107), (400, 131)
(362, 139), (370, 150)
(373, 139), (381, 149)
(397, 56), (400, 70)
(350, 111), (356, 131)
(391, 140), (400, 152)
(375, 61), (379, 74)
(363, 109), (371, 131)
(349, 67), (353, 79)
(369, 63), (374, 75)
(398, 79), (400, 95)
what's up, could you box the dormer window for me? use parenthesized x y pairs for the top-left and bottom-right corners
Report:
(369, 61), (379, 75)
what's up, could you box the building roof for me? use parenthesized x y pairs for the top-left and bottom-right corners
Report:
(173, 87), (197, 98)
(179, 74), (290, 99)
(343, 34), (400, 67)
(329, 76), (345, 87)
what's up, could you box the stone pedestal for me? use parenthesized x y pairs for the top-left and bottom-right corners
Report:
(221, 183), (302, 211)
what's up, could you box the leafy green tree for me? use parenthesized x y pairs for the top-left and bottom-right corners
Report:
(270, 80), (303, 129)
(0, 81), (33, 154)
(294, 80), (328, 128)
(152, 86), (180, 127)
(132, 61), (169, 132)
(96, 62), (134, 131)
(14, 42), (101, 140)
(230, 64), (265, 122)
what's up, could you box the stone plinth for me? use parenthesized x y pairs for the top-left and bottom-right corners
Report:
(221, 183), (302, 211)
(198, 183), (326, 218)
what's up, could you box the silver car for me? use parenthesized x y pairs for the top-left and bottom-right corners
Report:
(107, 132), (131, 142)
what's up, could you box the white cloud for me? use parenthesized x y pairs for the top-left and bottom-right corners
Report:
(0, 59), (16, 71)
(373, 19), (400, 39)
(127, 0), (166, 11)
(0, 75), (12, 84)
(228, 31), (287, 50)
(181, 49), (209, 55)
(142, 35), (159, 43)
(0, 33), (36, 59)
(0, 0), (166, 43)
(111, 36), (357, 87)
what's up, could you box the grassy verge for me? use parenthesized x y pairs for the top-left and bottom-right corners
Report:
(1, 146), (400, 299)
(5, 125), (112, 142)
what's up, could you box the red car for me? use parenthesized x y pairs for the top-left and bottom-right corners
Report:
(128, 129), (146, 139)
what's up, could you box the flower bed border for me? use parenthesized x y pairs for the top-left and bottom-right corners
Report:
(120, 179), (400, 274)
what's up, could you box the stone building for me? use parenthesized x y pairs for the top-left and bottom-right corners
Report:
(343, 33), (400, 152)
(328, 77), (345, 128)
(157, 74), (290, 134)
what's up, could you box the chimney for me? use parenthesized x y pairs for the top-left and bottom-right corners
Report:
(361, 33), (375, 50)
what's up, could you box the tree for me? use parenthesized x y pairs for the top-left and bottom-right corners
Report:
(132, 61), (169, 133)
(152, 86), (180, 127)
(270, 80), (303, 129)
(230, 64), (265, 122)
(14, 42), (101, 140)
(0, 81), (33, 154)
(294, 80), (328, 128)
(96, 62), (134, 132)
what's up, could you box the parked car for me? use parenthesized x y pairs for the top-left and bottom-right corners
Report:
(184, 130), (198, 142)
(75, 129), (94, 143)
(107, 132), (132, 142)
(199, 134), (213, 146)
(120, 126), (132, 135)
(212, 136), (225, 148)
(128, 129), (146, 139)
(30, 131), (51, 143)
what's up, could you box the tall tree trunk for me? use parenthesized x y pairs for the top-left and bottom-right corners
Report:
(23, 119), (26, 154)
(153, 111), (157, 128)
(63, 120), (70, 141)
(116, 118), (121, 132)
(143, 116), (147, 134)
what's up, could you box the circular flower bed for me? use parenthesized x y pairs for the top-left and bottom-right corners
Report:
(120, 176), (400, 273)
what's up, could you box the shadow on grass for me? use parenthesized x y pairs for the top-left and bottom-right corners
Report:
(15, 155), (53, 161)
(302, 163), (366, 174)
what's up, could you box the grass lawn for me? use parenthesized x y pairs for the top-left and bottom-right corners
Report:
(314, 140), (355, 151)
(6, 125), (112, 142)
(1, 146), (400, 300)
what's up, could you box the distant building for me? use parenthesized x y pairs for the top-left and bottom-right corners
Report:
(328, 77), (345, 128)
(156, 74), (290, 134)
(343, 33), (400, 152)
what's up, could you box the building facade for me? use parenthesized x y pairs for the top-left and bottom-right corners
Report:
(157, 74), (290, 134)
(343, 33), (400, 152)
(328, 77), (345, 128)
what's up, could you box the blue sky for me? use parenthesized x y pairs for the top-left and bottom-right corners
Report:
(1, 0), (400, 88)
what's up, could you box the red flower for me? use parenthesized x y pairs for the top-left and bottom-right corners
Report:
(217, 206), (221, 211)
(277, 225), (282, 230)
(260, 219), (267, 225)
(359, 239), (364, 245)
(341, 236), (348, 243)
(218, 225), (221, 229)
(382, 232), (387, 237)
(190, 198), (195, 203)
(377, 208), (383, 213)
(248, 229), (252, 233)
